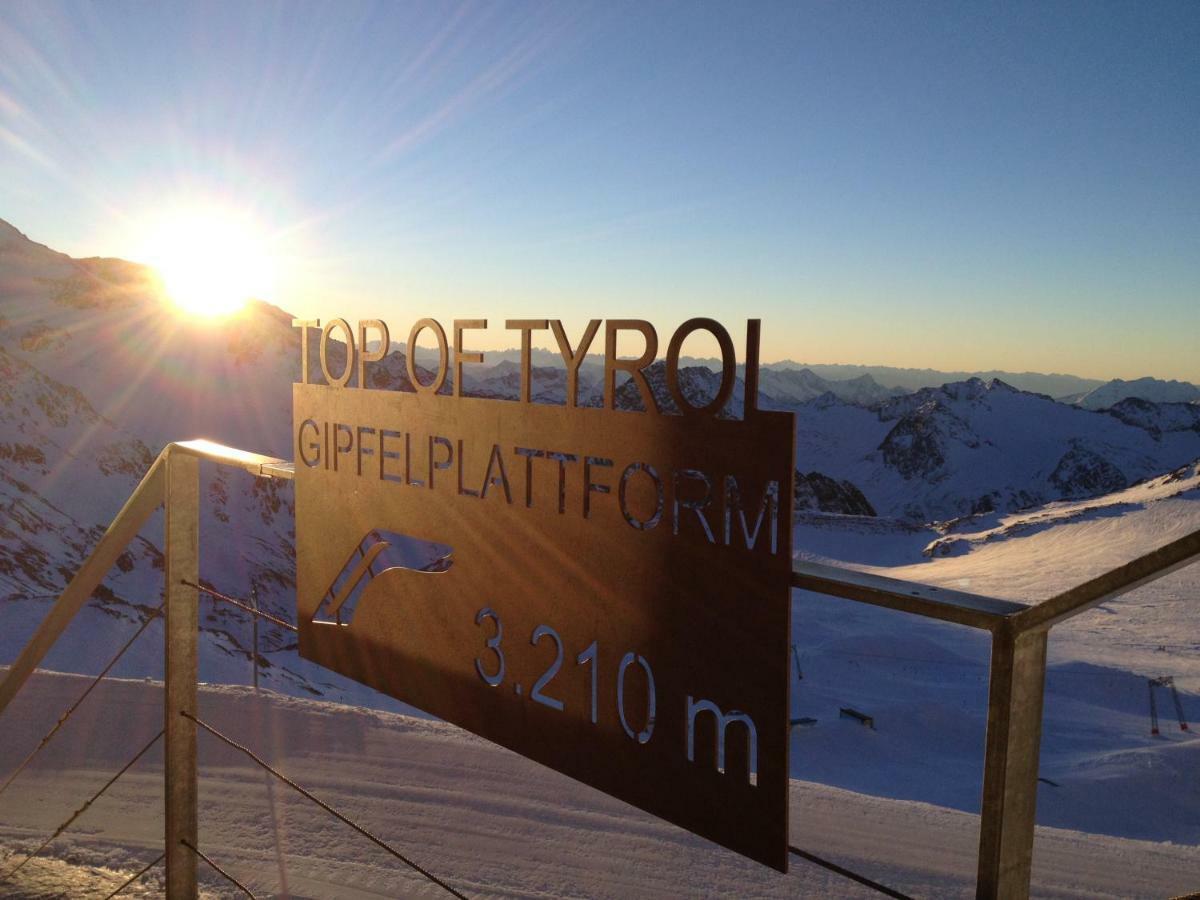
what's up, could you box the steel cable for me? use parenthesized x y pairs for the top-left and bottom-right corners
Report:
(181, 838), (258, 898)
(183, 711), (468, 899)
(0, 601), (165, 802)
(100, 851), (165, 899)
(0, 730), (164, 885)
(181, 580), (298, 632)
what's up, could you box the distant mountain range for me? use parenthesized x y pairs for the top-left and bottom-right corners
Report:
(760, 361), (1105, 399)
(1074, 376), (1200, 410)
(409, 342), (1198, 407)
(786, 378), (1200, 521)
(2, 214), (1199, 695)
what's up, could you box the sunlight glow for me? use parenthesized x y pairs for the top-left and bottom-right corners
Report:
(136, 204), (277, 318)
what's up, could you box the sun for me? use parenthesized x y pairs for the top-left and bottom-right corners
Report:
(137, 204), (277, 318)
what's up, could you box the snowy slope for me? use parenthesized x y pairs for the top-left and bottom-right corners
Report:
(1078, 377), (1200, 410)
(1, 671), (1198, 899)
(790, 461), (1200, 857)
(757, 368), (902, 406)
(0, 219), (437, 706)
(787, 379), (1200, 521)
(3, 218), (1200, 896)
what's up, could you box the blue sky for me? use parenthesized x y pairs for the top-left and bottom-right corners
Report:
(1, 1), (1197, 380)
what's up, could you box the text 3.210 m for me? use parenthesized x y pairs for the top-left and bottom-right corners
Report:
(472, 606), (761, 784)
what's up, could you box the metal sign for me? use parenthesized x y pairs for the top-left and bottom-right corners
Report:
(292, 317), (795, 870)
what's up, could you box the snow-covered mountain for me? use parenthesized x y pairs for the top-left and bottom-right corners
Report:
(794, 471), (876, 516)
(457, 357), (902, 409)
(2, 213), (1199, 685)
(789, 378), (1200, 522)
(0, 219), (408, 703)
(790, 458), (1200, 856)
(443, 348), (1118, 404)
(460, 357), (604, 406)
(757, 367), (903, 406)
(3, 219), (1200, 896)
(1076, 376), (1200, 410)
(762, 360), (1105, 399)
(4, 459), (1198, 898)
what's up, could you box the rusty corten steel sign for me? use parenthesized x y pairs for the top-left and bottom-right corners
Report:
(292, 317), (795, 870)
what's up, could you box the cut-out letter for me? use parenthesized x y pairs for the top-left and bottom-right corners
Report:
(320, 318), (355, 388)
(454, 319), (487, 397)
(293, 319), (319, 385)
(428, 435), (453, 489)
(686, 696), (758, 785)
(551, 320), (601, 408)
(506, 320), (549, 403)
(673, 468), (715, 543)
(604, 320), (658, 412)
(583, 456), (612, 518)
(619, 463), (664, 530)
(357, 319), (390, 390)
(406, 318), (449, 394)
(723, 475), (779, 554)
(665, 318), (735, 416)
(298, 418), (320, 467)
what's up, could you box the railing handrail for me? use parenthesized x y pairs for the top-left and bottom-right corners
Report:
(0, 440), (291, 721)
(793, 528), (1200, 635)
(791, 560), (1024, 631)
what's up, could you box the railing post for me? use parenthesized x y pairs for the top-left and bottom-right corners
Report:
(164, 450), (199, 899)
(976, 624), (1047, 899)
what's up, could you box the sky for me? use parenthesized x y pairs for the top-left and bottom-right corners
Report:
(1, 1), (1197, 381)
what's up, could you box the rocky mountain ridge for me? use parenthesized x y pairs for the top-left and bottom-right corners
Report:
(789, 377), (1200, 521)
(1076, 376), (1200, 411)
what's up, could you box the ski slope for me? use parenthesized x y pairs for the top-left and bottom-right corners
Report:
(0, 465), (1197, 897)
(789, 460), (1200, 879)
(1, 672), (1198, 899)
(0, 469), (1198, 897)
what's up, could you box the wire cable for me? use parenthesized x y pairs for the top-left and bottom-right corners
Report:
(0, 730), (164, 885)
(100, 851), (165, 900)
(788, 844), (914, 900)
(181, 838), (258, 899)
(0, 601), (164, 802)
(183, 711), (467, 899)
(181, 580), (298, 632)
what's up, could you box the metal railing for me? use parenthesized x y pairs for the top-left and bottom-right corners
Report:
(0, 438), (1196, 898)
(793, 532), (1200, 896)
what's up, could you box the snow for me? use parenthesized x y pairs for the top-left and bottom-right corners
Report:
(1078, 377), (1200, 411)
(3, 219), (1200, 896)
(788, 462), (1200, 865)
(1, 475), (1197, 896)
(1, 671), (1198, 899)
(784, 379), (1200, 521)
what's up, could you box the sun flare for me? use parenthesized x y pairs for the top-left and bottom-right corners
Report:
(137, 205), (276, 318)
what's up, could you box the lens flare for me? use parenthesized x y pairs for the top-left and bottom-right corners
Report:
(136, 204), (276, 318)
